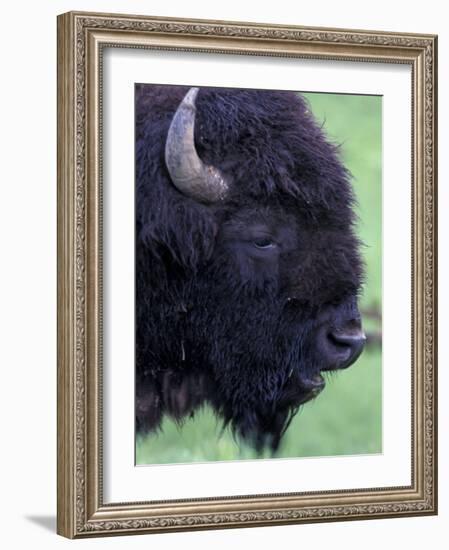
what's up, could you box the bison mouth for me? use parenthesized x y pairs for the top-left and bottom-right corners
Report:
(297, 374), (326, 404)
(277, 373), (326, 417)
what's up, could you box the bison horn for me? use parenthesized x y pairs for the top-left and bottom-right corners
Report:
(165, 87), (229, 203)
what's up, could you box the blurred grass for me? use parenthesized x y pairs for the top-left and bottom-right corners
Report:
(136, 92), (382, 465)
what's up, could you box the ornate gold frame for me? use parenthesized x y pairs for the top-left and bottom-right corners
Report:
(57, 11), (438, 538)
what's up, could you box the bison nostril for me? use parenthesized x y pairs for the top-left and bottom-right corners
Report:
(329, 327), (365, 348)
(323, 326), (366, 370)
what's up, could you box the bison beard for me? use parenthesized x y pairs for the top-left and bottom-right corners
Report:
(136, 84), (365, 452)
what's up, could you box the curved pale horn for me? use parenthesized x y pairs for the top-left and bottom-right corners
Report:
(165, 87), (229, 203)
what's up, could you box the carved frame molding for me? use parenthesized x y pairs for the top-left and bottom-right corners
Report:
(57, 11), (437, 538)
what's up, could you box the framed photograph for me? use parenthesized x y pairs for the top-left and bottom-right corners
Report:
(57, 11), (438, 538)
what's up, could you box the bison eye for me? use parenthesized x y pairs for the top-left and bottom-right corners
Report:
(253, 238), (276, 249)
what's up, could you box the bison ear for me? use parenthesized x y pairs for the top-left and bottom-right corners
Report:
(137, 191), (218, 268)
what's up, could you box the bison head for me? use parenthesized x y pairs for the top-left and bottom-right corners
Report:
(135, 85), (365, 451)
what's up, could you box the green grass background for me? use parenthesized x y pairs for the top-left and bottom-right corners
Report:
(136, 92), (383, 465)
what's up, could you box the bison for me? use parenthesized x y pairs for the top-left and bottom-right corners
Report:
(135, 84), (365, 452)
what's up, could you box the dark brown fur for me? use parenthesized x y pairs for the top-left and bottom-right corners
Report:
(135, 85), (363, 451)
